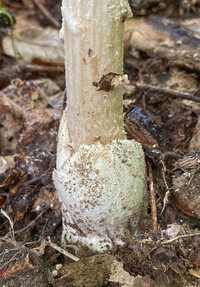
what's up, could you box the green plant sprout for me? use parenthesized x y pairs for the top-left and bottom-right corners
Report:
(0, 2), (18, 62)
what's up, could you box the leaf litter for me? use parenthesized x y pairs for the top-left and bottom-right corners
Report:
(1, 1), (200, 286)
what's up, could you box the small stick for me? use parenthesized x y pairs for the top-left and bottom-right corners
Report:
(45, 237), (79, 262)
(33, 0), (60, 28)
(149, 232), (200, 256)
(14, 208), (48, 234)
(1, 209), (15, 242)
(160, 160), (173, 216)
(147, 159), (157, 232)
(161, 232), (200, 245)
(133, 81), (200, 103)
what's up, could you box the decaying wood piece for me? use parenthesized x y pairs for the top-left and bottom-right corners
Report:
(0, 242), (51, 287)
(125, 17), (200, 71)
(53, 253), (155, 287)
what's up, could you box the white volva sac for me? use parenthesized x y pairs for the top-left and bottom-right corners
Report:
(54, 140), (147, 252)
(53, 0), (147, 252)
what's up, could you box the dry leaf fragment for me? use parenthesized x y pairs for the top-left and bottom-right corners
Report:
(3, 27), (64, 65)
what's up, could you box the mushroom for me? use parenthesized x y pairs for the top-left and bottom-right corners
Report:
(53, 0), (147, 252)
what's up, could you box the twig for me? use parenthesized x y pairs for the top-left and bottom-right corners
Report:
(160, 189), (170, 216)
(33, 0), (60, 28)
(147, 159), (157, 232)
(1, 209), (15, 243)
(45, 236), (79, 262)
(160, 160), (173, 216)
(14, 207), (48, 234)
(134, 81), (200, 103)
(149, 232), (200, 256)
(161, 232), (200, 245)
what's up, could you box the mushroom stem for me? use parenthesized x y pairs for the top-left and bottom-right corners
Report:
(61, 0), (132, 152)
(53, 0), (147, 252)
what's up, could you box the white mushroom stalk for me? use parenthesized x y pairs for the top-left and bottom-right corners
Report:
(53, 0), (147, 252)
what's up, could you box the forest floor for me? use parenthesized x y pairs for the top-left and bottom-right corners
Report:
(0, 1), (200, 286)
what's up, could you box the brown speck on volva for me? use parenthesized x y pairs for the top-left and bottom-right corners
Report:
(82, 57), (87, 64)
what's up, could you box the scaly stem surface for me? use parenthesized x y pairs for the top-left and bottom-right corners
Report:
(61, 0), (132, 151)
